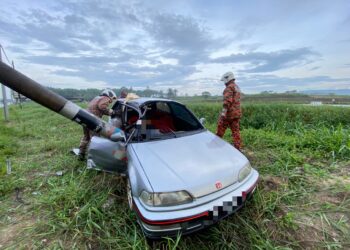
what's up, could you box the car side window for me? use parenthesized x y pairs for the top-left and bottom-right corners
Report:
(126, 107), (139, 125)
(156, 102), (171, 113)
(112, 102), (123, 118)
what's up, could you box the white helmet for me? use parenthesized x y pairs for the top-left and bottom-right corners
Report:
(220, 71), (235, 84)
(101, 88), (117, 99)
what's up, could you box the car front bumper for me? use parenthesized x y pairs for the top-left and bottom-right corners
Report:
(132, 169), (259, 239)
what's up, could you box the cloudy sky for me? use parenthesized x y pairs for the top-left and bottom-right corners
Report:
(0, 0), (349, 95)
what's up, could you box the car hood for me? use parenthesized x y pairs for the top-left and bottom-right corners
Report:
(131, 131), (249, 198)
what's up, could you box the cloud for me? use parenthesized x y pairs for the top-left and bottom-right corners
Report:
(23, 53), (198, 86)
(52, 63), (198, 86)
(211, 47), (320, 73)
(238, 43), (262, 52)
(240, 74), (350, 93)
(143, 12), (226, 65)
(1, 13), (97, 53)
(310, 66), (320, 71)
(0, 1), (145, 53)
(0, 1), (217, 87)
(343, 15), (350, 25)
(145, 14), (212, 51)
(0, 0), (349, 94)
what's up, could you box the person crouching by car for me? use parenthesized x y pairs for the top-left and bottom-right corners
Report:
(216, 71), (242, 151)
(78, 89), (117, 160)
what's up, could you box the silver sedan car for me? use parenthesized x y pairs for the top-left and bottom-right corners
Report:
(86, 98), (259, 239)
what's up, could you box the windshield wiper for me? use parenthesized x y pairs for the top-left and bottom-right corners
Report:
(147, 136), (163, 141)
(147, 129), (177, 140)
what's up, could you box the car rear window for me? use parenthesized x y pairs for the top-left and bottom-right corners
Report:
(131, 101), (203, 142)
(168, 102), (201, 129)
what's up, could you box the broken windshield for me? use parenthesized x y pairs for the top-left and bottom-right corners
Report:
(132, 101), (204, 142)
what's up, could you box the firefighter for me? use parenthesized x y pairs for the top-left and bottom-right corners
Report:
(216, 71), (242, 150)
(78, 89), (117, 160)
(120, 89), (128, 98)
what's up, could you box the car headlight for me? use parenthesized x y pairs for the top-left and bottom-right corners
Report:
(238, 163), (252, 182)
(140, 190), (193, 207)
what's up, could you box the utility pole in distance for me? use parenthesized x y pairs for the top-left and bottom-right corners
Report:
(0, 45), (9, 121)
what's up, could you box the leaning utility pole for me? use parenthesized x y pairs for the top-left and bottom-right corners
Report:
(0, 45), (9, 121)
(10, 61), (15, 104)
(11, 60), (22, 108)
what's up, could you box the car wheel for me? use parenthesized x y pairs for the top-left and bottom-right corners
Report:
(127, 179), (133, 210)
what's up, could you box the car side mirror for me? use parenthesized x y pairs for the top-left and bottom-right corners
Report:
(199, 117), (206, 125)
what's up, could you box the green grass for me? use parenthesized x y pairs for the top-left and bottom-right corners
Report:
(188, 102), (350, 128)
(0, 102), (349, 249)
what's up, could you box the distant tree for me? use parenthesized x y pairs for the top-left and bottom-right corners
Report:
(144, 86), (152, 97)
(49, 86), (172, 101)
(167, 88), (175, 99)
(202, 91), (211, 99)
(260, 90), (275, 95)
(285, 90), (297, 94)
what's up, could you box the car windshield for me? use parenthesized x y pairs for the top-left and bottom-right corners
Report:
(131, 101), (204, 142)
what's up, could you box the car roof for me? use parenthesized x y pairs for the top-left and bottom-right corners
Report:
(118, 97), (182, 107)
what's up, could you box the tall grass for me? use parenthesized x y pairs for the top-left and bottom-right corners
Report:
(188, 103), (350, 129)
(0, 102), (349, 249)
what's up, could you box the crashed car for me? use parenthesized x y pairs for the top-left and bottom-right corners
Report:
(86, 98), (259, 239)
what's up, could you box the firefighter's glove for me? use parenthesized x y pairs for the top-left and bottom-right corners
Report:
(110, 127), (126, 142)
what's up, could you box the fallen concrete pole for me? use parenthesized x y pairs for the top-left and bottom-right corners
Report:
(0, 61), (122, 140)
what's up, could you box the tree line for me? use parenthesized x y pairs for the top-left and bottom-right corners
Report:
(48, 87), (179, 101)
(48, 86), (318, 102)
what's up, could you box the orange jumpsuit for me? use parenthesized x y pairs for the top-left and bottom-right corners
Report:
(79, 96), (113, 155)
(216, 80), (242, 150)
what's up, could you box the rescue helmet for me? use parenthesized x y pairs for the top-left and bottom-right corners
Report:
(220, 71), (235, 84)
(100, 88), (117, 99)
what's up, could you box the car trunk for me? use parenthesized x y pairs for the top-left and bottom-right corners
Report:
(131, 130), (249, 198)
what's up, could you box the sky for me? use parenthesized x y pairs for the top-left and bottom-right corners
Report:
(0, 0), (349, 95)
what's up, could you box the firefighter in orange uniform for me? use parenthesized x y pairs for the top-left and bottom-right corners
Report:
(78, 89), (117, 160)
(216, 72), (242, 150)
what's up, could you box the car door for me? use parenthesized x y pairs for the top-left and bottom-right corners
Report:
(86, 101), (140, 174)
(87, 136), (127, 174)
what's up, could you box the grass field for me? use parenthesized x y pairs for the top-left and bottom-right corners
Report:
(0, 102), (350, 249)
(176, 93), (350, 104)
